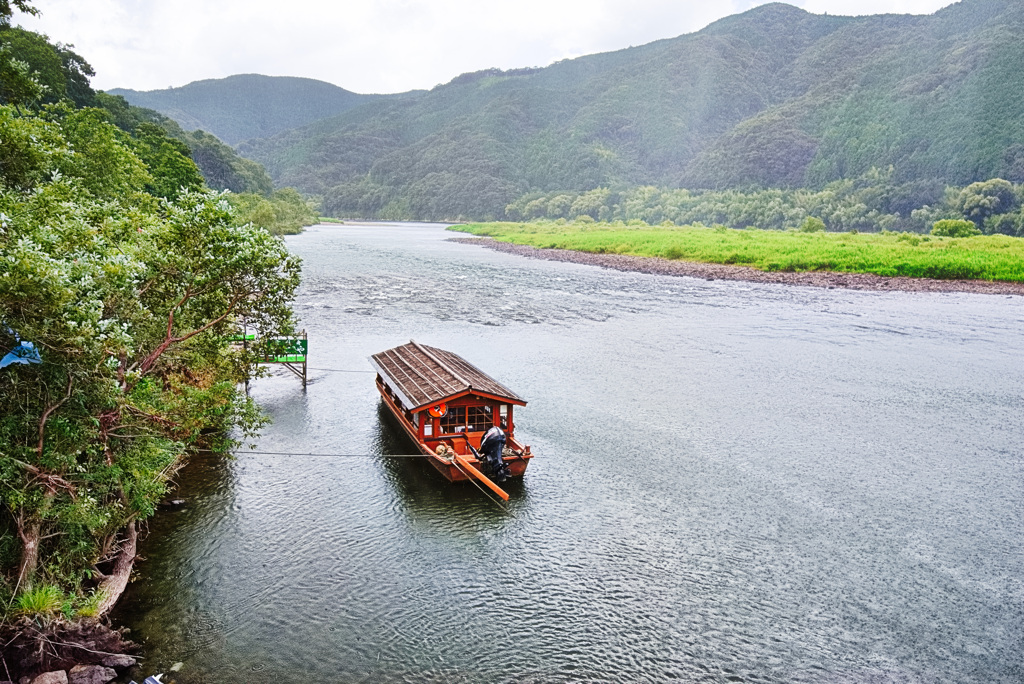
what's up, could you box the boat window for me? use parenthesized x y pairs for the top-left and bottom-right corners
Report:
(424, 421), (433, 436)
(499, 404), (508, 429)
(466, 406), (492, 432)
(439, 406), (466, 434)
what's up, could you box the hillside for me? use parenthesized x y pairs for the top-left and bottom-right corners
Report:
(110, 74), (391, 145)
(231, 0), (1024, 220)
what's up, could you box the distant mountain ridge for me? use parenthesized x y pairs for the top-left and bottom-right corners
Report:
(109, 74), (392, 145)
(125, 1), (1024, 221)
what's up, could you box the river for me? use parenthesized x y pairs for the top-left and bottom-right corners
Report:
(113, 222), (1024, 683)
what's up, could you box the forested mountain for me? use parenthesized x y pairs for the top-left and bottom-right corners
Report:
(111, 74), (400, 145)
(230, 0), (1024, 221)
(0, 25), (317, 233)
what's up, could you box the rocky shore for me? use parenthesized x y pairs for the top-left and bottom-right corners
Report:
(451, 237), (1024, 295)
(0, 620), (139, 684)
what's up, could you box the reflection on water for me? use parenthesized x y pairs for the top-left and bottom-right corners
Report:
(114, 223), (1024, 683)
(373, 401), (529, 519)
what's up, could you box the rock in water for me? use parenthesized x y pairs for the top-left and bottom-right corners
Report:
(99, 655), (136, 669)
(68, 665), (116, 684)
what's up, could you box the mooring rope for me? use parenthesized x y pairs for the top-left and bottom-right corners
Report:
(239, 451), (428, 458)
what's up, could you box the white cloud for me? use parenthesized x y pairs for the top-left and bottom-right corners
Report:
(17, 0), (955, 93)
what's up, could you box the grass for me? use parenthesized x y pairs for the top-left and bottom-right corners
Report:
(8, 586), (106, 621)
(450, 222), (1024, 282)
(15, 585), (64, 618)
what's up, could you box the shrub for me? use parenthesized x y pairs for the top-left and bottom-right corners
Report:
(798, 216), (826, 232)
(931, 219), (980, 237)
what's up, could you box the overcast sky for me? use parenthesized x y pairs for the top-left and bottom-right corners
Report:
(17, 0), (956, 94)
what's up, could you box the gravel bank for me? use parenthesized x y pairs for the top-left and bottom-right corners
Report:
(450, 237), (1024, 296)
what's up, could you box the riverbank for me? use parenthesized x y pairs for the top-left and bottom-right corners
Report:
(451, 237), (1024, 295)
(0, 619), (139, 682)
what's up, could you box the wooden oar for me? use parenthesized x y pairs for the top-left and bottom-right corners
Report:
(453, 453), (510, 501)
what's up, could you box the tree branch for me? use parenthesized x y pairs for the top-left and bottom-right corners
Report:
(134, 292), (244, 376)
(7, 458), (77, 496)
(37, 374), (74, 459)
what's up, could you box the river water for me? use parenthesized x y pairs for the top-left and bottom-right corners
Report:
(114, 222), (1024, 683)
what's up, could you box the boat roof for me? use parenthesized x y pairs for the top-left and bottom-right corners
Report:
(370, 341), (526, 411)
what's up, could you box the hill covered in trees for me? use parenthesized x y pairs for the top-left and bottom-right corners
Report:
(0, 24), (317, 233)
(225, 0), (1024, 222)
(111, 74), (405, 145)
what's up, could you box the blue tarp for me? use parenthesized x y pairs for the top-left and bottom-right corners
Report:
(1, 341), (42, 368)
(1, 327), (41, 369)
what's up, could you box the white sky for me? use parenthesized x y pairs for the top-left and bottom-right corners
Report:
(16, 0), (956, 94)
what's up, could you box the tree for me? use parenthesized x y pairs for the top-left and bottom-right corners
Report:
(931, 219), (980, 237)
(0, 103), (300, 613)
(797, 216), (826, 232)
(56, 43), (94, 107)
(954, 179), (1018, 228)
(0, 42), (43, 109)
(130, 122), (205, 200)
(0, 29), (65, 102)
(0, 1), (36, 27)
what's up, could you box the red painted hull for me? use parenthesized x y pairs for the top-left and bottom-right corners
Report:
(376, 380), (533, 483)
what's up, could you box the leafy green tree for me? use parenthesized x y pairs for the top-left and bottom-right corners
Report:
(983, 212), (1023, 236)
(0, 29), (64, 102)
(225, 188), (317, 235)
(53, 105), (151, 200)
(0, 42), (42, 109)
(130, 122), (205, 200)
(798, 216), (826, 232)
(931, 219), (981, 237)
(0, 103), (300, 613)
(954, 179), (1018, 228)
(56, 43), (94, 108)
(0, 1), (36, 27)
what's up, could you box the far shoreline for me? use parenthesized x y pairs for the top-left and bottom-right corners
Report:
(450, 237), (1024, 296)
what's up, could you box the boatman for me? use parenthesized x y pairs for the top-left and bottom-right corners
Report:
(479, 425), (510, 482)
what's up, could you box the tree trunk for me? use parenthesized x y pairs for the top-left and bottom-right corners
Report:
(16, 488), (55, 592)
(16, 518), (41, 592)
(96, 521), (138, 617)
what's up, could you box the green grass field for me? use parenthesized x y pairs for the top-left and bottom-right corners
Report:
(451, 222), (1024, 282)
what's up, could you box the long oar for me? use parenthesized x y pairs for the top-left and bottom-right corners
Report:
(452, 454), (509, 501)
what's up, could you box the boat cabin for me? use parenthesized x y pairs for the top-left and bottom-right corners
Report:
(370, 340), (528, 457)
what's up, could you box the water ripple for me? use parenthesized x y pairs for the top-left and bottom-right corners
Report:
(113, 223), (1024, 684)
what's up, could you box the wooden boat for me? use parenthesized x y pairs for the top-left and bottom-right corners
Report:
(371, 340), (533, 498)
